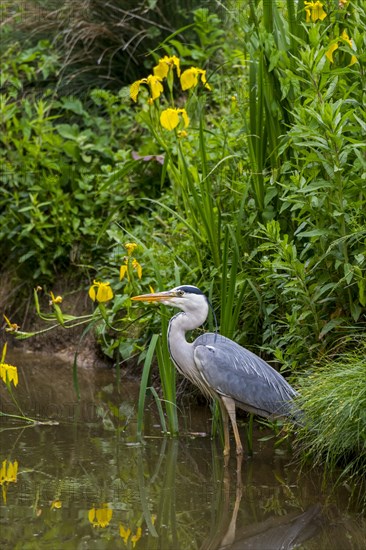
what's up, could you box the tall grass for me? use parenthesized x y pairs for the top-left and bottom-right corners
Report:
(295, 340), (366, 502)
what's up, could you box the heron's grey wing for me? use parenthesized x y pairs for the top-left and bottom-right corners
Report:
(193, 333), (297, 418)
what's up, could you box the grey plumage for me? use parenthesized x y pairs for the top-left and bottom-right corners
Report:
(194, 333), (297, 418)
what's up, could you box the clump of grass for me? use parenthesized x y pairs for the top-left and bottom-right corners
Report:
(295, 340), (366, 502)
(3, 0), (199, 92)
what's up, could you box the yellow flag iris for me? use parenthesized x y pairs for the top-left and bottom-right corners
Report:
(132, 259), (142, 280)
(88, 281), (113, 303)
(153, 55), (181, 79)
(180, 67), (211, 91)
(0, 460), (18, 503)
(88, 504), (113, 528)
(0, 363), (18, 387)
(51, 500), (62, 509)
(130, 74), (164, 103)
(326, 30), (357, 65)
(131, 527), (142, 547)
(160, 108), (190, 131)
(119, 524), (131, 544)
(49, 291), (63, 305)
(119, 523), (142, 547)
(125, 242), (138, 256)
(120, 259), (142, 281)
(304, 1), (327, 22)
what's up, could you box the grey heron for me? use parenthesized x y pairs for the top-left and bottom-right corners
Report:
(132, 285), (298, 455)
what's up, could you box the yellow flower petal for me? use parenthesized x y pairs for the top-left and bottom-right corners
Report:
(146, 75), (164, 101)
(130, 76), (163, 102)
(340, 30), (357, 64)
(125, 242), (138, 256)
(130, 79), (143, 102)
(8, 460), (18, 481)
(120, 264), (128, 281)
(132, 259), (142, 280)
(120, 524), (131, 543)
(88, 508), (96, 524)
(51, 500), (62, 509)
(341, 30), (352, 47)
(304, 1), (327, 22)
(180, 68), (198, 91)
(178, 108), (190, 128)
(180, 67), (210, 91)
(88, 286), (97, 301)
(50, 291), (63, 305)
(89, 281), (113, 303)
(171, 55), (181, 77)
(96, 506), (113, 527)
(96, 283), (113, 303)
(0, 460), (18, 484)
(199, 69), (211, 90)
(0, 363), (19, 387)
(160, 108), (190, 131)
(131, 527), (142, 547)
(160, 108), (179, 130)
(326, 42), (338, 63)
(153, 55), (181, 79)
(153, 60), (168, 80)
(89, 505), (112, 528)
(349, 55), (357, 66)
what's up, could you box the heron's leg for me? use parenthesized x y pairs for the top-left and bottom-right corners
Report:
(221, 396), (243, 455)
(219, 399), (231, 457)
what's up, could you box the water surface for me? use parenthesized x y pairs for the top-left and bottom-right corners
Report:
(1, 351), (365, 549)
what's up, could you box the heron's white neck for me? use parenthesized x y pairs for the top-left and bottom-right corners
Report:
(167, 303), (208, 381)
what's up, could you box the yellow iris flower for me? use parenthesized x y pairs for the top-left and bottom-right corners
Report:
(132, 259), (142, 280)
(131, 527), (142, 547)
(51, 500), (62, 509)
(120, 258), (142, 281)
(125, 242), (138, 256)
(180, 67), (211, 91)
(119, 524), (131, 544)
(0, 460), (18, 503)
(119, 524), (142, 547)
(1, 342), (18, 387)
(49, 291), (63, 305)
(88, 281), (113, 303)
(153, 55), (181, 79)
(0, 363), (18, 387)
(130, 74), (164, 103)
(160, 108), (190, 131)
(88, 504), (113, 528)
(326, 30), (357, 65)
(304, 1), (327, 22)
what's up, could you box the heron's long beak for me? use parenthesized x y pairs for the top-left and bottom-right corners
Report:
(131, 290), (177, 303)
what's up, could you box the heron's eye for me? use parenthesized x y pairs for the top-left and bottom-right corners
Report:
(176, 290), (184, 297)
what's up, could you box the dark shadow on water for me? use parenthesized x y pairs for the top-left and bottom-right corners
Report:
(0, 351), (365, 549)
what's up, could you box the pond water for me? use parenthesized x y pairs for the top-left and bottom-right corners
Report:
(1, 351), (365, 549)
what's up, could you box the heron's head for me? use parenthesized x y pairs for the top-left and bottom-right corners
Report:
(132, 285), (207, 312)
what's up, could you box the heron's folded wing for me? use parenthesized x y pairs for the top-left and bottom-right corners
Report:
(193, 336), (296, 417)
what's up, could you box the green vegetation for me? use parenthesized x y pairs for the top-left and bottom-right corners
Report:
(295, 340), (366, 502)
(1, 1), (366, 499)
